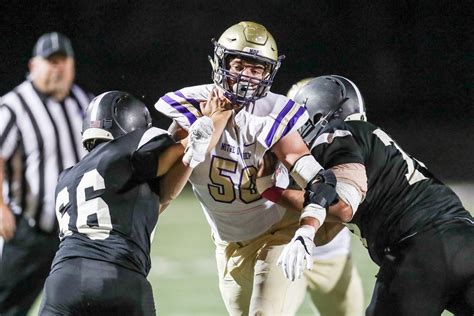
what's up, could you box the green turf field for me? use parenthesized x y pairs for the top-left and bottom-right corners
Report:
(150, 183), (474, 315)
(151, 187), (376, 315)
(30, 183), (472, 315)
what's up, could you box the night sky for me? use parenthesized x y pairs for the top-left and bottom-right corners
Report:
(1, 0), (472, 180)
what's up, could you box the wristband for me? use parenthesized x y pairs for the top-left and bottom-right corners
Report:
(300, 203), (327, 226)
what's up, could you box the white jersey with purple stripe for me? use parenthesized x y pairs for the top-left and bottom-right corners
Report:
(155, 84), (308, 242)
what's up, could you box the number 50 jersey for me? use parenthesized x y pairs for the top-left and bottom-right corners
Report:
(52, 127), (175, 276)
(155, 84), (308, 242)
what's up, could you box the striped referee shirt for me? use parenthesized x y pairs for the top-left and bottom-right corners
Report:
(0, 80), (91, 233)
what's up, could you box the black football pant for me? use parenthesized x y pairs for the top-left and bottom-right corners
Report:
(39, 257), (156, 315)
(0, 216), (59, 316)
(366, 218), (474, 316)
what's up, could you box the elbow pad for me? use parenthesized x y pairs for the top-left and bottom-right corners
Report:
(304, 169), (338, 209)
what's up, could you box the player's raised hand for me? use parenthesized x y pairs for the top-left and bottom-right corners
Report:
(200, 88), (233, 117)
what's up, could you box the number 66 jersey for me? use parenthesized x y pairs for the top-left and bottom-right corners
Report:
(155, 84), (308, 242)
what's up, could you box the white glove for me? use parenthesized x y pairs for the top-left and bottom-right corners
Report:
(183, 116), (214, 168)
(277, 225), (316, 281)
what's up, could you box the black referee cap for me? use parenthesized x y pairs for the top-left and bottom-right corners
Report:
(32, 32), (74, 58)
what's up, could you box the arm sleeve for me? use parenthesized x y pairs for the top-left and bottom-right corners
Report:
(131, 127), (176, 182)
(331, 163), (368, 200)
(0, 104), (19, 159)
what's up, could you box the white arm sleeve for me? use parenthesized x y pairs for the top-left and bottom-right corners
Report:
(335, 182), (362, 218)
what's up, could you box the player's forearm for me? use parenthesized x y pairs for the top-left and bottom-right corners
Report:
(278, 189), (305, 213)
(159, 159), (192, 208)
(207, 111), (232, 152)
(270, 169), (356, 226)
(258, 177), (347, 245)
(268, 186), (350, 222)
(267, 187), (342, 245)
(156, 143), (185, 177)
(314, 222), (346, 246)
(327, 199), (354, 223)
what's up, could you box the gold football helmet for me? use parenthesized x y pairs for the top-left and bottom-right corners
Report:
(209, 21), (285, 105)
(286, 77), (314, 99)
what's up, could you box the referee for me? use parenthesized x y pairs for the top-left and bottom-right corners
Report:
(0, 32), (92, 315)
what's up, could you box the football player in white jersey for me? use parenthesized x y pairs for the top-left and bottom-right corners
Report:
(155, 22), (337, 315)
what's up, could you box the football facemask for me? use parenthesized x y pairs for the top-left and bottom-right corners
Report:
(209, 21), (284, 106)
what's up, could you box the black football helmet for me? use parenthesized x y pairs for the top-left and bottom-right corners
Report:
(294, 75), (366, 148)
(82, 91), (152, 151)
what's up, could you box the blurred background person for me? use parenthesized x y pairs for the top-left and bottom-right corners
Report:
(0, 32), (92, 315)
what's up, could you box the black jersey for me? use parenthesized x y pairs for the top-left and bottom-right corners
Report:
(52, 127), (175, 276)
(311, 119), (470, 265)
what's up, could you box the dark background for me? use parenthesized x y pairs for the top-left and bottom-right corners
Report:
(1, 0), (472, 181)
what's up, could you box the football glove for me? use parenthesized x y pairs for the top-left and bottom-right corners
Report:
(277, 225), (316, 281)
(183, 116), (214, 168)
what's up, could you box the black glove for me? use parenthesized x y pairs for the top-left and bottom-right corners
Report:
(304, 169), (339, 208)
